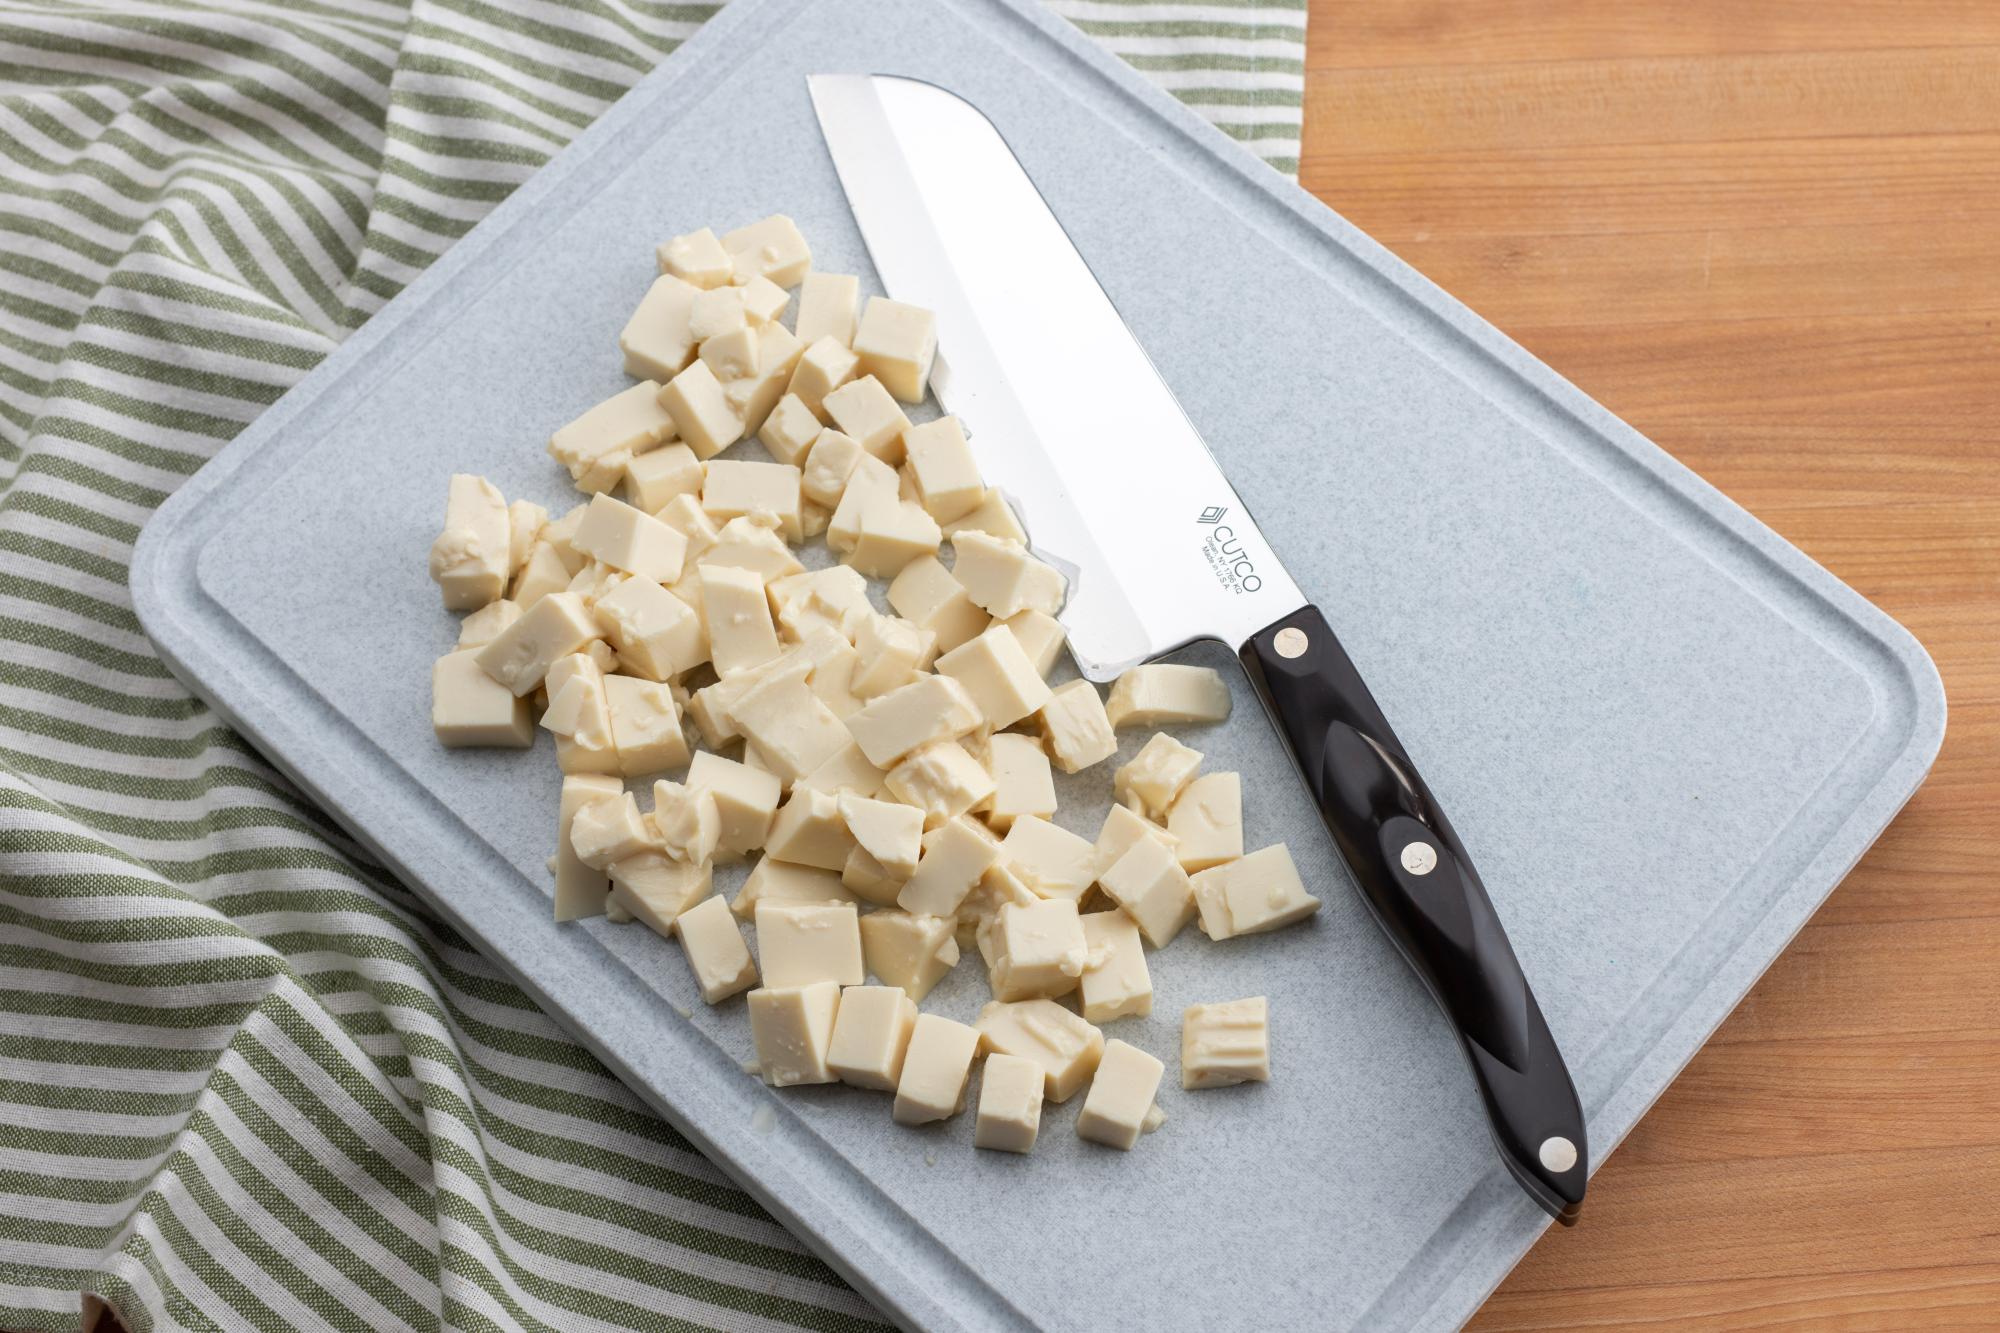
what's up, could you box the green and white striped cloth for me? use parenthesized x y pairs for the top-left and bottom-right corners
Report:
(0, 2), (1307, 1329)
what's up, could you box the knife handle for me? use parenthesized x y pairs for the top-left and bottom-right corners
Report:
(1240, 604), (1588, 1224)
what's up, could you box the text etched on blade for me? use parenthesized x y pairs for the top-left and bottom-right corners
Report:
(1198, 509), (1262, 594)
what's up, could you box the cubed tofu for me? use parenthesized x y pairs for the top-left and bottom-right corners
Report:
(935, 624), (1051, 729)
(699, 323), (760, 381)
(845, 674), (982, 768)
(677, 894), (760, 1003)
(550, 384), (678, 492)
(432, 650), (533, 747)
(987, 897), (1088, 1001)
(607, 854), (711, 936)
(727, 669), (850, 785)
(758, 393), (822, 467)
(983, 732), (1056, 833)
(721, 214), (811, 288)
(702, 459), (803, 543)
(569, 790), (658, 873)
(1106, 663), (1232, 729)
(826, 454), (899, 553)
(510, 542), (571, 610)
(901, 416), (984, 523)
(620, 274), (703, 379)
(1192, 843), (1321, 939)
(949, 531), (1065, 620)
(543, 662), (620, 777)
(794, 271), (859, 346)
(650, 779), (720, 863)
(689, 285), (747, 342)
(1097, 832), (1197, 949)
(838, 793), (924, 878)
(826, 985), (918, 1091)
(688, 750), (782, 857)
(858, 910), (960, 1002)
(1095, 803), (1178, 877)
(603, 675), (690, 775)
(749, 980), (842, 1085)
(540, 504), (589, 573)
(943, 489), (1029, 544)
(656, 226), (732, 289)
(658, 359), (745, 459)
(455, 599), (522, 650)
(1114, 732), (1203, 822)
(506, 501), (547, 577)
(845, 496), (941, 579)
(840, 843), (905, 908)
(1078, 912), (1152, 1022)
(975, 998), (1104, 1103)
(429, 474), (509, 610)
(888, 555), (989, 655)
(700, 564), (782, 677)
(1037, 679), (1117, 774)
(975, 1053), (1045, 1153)
(799, 428), (866, 510)
(623, 442), (704, 513)
(657, 493), (721, 563)
(763, 785), (855, 871)
(852, 297), (938, 403)
(999, 816), (1098, 903)
(787, 335), (861, 421)
(822, 375), (911, 464)
(885, 740), (996, 825)
(897, 815), (1001, 917)
(478, 592), (600, 696)
(1075, 1039), (1164, 1150)
(572, 493), (687, 584)
(847, 613), (932, 699)
(723, 323), (806, 437)
(704, 512), (805, 584)
(1182, 996), (1270, 1088)
(554, 774), (624, 921)
(592, 577), (707, 681)
(1167, 771), (1243, 871)
(892, 1013), (980, 1125)
(754, 901), (864, 988)
(802, 740), (887, 797)
(739, 274), (788, 325)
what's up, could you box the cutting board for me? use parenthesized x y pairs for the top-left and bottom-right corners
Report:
(130, 0), (1946, 1328)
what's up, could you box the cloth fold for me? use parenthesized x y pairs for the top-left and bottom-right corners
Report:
(0, 2), (1307, 1328)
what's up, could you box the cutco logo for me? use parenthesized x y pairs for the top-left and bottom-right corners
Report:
(1197, 507), (1262, 594)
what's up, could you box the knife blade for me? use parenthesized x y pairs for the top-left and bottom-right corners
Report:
(809, 73), (1588, 1225)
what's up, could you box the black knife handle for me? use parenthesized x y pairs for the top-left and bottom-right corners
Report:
(1240, 604), (1587, 1224)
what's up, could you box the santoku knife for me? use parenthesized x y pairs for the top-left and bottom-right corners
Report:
(809, 73), (1587, 1224)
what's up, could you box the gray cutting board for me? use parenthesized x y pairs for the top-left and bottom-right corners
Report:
(130, 0), (1946, 1329)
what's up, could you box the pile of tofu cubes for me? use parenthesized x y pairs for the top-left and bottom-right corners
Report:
(428, 214), (1321, 1154)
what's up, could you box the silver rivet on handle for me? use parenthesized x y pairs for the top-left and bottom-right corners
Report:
(1273, 626), (1309, 658)
(1399, 841), (1437, 876)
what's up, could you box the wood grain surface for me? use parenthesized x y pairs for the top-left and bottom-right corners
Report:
(1301, 3), (2000, 1327)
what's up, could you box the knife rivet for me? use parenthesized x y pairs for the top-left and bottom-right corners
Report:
(1539, 1136), (1578, 1173)
(1274, 627), (1309, 659)
(1399, 841), (1437, 876)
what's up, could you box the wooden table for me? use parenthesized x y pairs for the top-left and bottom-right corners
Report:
(1301, 3), (2000, 1325)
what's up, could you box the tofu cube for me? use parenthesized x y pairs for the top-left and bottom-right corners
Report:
(935, 624), (1051, 729)
(892, 1013), (980, 1125)
(592, 577), (706, 681)
(840, 844), (904, 908)
(510, 542), (571, 610)
(845, 496), (941, 579)
(721, 214), (812, 288)
(657, 493), (721, 564)
(1182, 996), (1270, 1089)
(702, 459), (803, 542)
(705, 512), (805, 584)
(676, 894), (760, 1003)
(550, 383), (678, 492)
(826, 985), (918, 1091)
(505, 500), (547, 575)
(758, 393), (822, 467)
(723, 323), (806, 437)
(754, 901), (864, 988)
(999, 815), (1098, 903)
(987, 897), (1088, 1002)
(983, 732), (1056, 832)
(794, 271), (859, 346)
(650, 780), (720, 864)
(698, 323), (760, 381)
(656, 227), (732, 289)
(689, 284), (747, 343)
(1114, 732), (1203, 822)
(1000, 606), (1070, 678)
(849, 613), (933, 699)
(657, 359), (745, 459)
(1078, 911), (1152, 1023)
(885, 740), (996, 825)
(571, 493), (687, 584)
(1075, 1039), (1165, 1149)
(700, 564), (781, 677)
(455, 599), (522, 650)
(603, 675), (690, 776)
(838, 793), (923, 878)
(974, 998), (1104, 1103)
(944, 489), (1029, 544)
(822, 375), (911, 463)
(568, 790), (657, 872)
(739, 275), (789, 325)
(732, 858), (858, 919)
(1097, 833), (1197, 949)
(688, 750), (782, 857)
(1192, 843), (1321, 939)
(477, 592), (600, 696)
(799, 427), (866, 509)
(622, 442), (703, 513)
(975, 1053), (1045, 1153)
(620, 274), (702, 379)
(802, 740), (887, 796)
(432, 650), (533, 747)
(897, 815), (1001, 917)
(852, 297), (938, 403)
(727, 670), (849, 785)
(1167, 771), (1243, 871)
(763, 785), (854, 871)
(858, 910), (961, 1002)
(748, 981), (842, 1085)
(845, 674), (982, 768)
(1106, 663), (1232, 729)
(888, 554), (989, 655)
(607, 854), (711, 937)
(1037, 679), (1117, 773)
(553, 774), (623, 921)
(429, 474), (509, 610)
(902, 416), (984, 523)
(787, 335), (861, 420)
(949, 531), (1065, 620)
(1095, 803), (1177, 875)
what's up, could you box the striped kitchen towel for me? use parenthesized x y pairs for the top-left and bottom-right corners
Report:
(0, 1), (1307, 1329)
